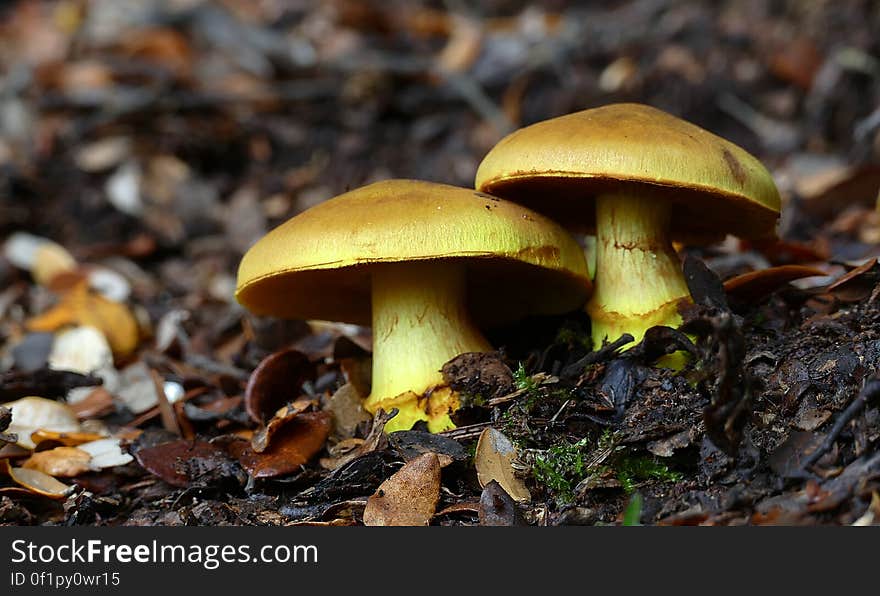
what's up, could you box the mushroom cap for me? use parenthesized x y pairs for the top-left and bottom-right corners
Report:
(475, 103), (781, 241)
(236, 179), (591, 326)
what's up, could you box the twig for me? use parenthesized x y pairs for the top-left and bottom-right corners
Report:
(803, 376), (880, 468)
(150, 368), (181, 436)
(560, 333), (634, 378)
(439, 421), (493, 441)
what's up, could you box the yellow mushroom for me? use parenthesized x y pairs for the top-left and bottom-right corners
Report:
(475, 103), (781, 355)
(235, 180), (591, 432)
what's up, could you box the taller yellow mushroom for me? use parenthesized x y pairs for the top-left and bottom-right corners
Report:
(476, 103), (781, 352)
(236, 180), (591, 432)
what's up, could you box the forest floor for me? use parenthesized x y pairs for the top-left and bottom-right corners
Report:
(2, 0), (880, 525)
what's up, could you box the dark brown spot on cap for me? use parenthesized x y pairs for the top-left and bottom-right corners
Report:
(722, 148), (746, 187)
(474, 191), (500, 201)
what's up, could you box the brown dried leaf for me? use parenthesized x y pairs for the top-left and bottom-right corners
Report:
(134, 439), (228, 487)
(232, 412), (332, 479)
(327, 382), (370, 440)
(724, 265), (828, 304)
(22, 446), (91, 477)
(251, 399), (315, 453)
(479, 480), (526, 526)
(244, 348), (313, 424)
(827, 258), (880, 302)
(363, 452), (441, 526)
(474, 428), (530, 503)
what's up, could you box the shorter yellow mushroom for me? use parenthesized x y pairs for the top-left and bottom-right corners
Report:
(236, 180), (591, 432)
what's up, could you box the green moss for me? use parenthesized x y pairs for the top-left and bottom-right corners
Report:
(614, 455), (683, 494)
(531, 433), (683, 505)
(513, 362), (538, 392)
(532, 438), (593, 503)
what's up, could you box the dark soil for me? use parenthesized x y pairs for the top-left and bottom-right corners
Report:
(2, 0), (880, 526)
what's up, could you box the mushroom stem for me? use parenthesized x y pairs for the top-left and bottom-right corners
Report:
(586, 191), (690, 352)
(366, 260), (492, 431)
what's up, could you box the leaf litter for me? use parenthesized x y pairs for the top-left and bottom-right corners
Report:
(1, 0), (880, 526)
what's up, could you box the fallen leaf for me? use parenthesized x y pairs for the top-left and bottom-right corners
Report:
(27, 280), (139, 358)
(433, 501), (480, 519)
(1, 396), (80, 449)
(363, 452), (441, 526)
(826, 258), (880, 302)
(388, 430), (467, 467)
(474, 428), (531, 503)
(319, 409), (393, 470)
(22, 446), (91, 477)
(68, 387), (115, 419)
(479, 480), (526, 526)
(724, 265), (828, 305)
(244, 348), (314, 423)
(251, 399), (315, 453)
(30, 429), (105, 448)
(3, 459), (72, 499)
(232, 412), (332, 478)
(134, 439), (230, 488)
(327, 383), (371, 439)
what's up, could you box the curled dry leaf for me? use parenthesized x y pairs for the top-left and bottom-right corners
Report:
(251, 399), (315, 453)
(244, 348), (314, 424)
(826, 258), (880, 302)
(22, 446), (91, 477)
(1, 396), (80, 449)
(363, 452), (441, 527)
(474, 427), (531, 503)
(26, 280), (139, 358)
(320, 409), (394, 471)
(232, 412), (332, 478)
(2, 459), (72, 499)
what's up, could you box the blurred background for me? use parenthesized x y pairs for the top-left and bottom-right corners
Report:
(2, 0), (880, 524)
(1, 0), (880, 316)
